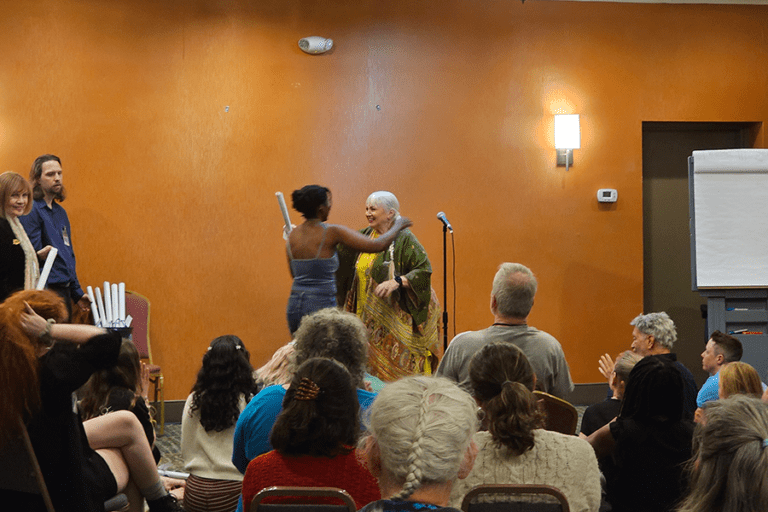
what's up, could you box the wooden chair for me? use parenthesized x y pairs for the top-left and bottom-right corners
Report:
(124, 290), (165, 435)
(249, 487), (357, 512)
(533, 391), (578, 435)
(0, 418), (128, 512)
(461, 484), (571, 512)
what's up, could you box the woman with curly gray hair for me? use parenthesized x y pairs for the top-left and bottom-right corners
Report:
(231, 308), (374, 487)
(359, 376), (478, 512)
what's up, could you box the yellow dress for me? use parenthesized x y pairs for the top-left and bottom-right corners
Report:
(348, 230), (441, 382)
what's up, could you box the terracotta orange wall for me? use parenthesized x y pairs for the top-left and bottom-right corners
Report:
(1, 0), (766, 399)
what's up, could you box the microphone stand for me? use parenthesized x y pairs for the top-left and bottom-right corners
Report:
(442, 223), (448, 352)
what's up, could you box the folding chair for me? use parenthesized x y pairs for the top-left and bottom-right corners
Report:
(461, 484), (571, 512)
(533, 391), (578, 435)
(249, 486), (357, 512)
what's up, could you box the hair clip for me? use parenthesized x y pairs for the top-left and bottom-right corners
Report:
(207, 346), (212, 351)
(294, 377), (321, 401)
(236, 345), (242, 350)
(762, 439), (768, 450)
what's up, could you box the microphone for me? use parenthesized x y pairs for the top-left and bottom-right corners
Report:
(436, 211), (453, 233)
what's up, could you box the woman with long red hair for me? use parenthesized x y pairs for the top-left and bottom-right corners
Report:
(0, 290), (182, 512)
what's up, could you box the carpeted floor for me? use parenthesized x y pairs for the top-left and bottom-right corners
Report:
(155, 423), (184, 473)
(155, 406), (589, 474)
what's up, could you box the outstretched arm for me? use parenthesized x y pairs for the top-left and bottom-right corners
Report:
(21, 301), (106, 343)
(330, 217), (412, 253)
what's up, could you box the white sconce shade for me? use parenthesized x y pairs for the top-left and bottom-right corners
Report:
(554, 114), (581, 149)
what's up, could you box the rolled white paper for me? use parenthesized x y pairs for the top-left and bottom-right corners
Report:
(36, 247), (58, 290)
(158, 469), (189, 480)
(111, 283), (119, 323)
(95, 287), (107, 328)
(276, 192), (292, 235)
(87, 286), (100, 326)
(118, 282), (126, 321)
(103, 282), (113, 324)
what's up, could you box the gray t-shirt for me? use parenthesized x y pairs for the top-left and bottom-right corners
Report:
(436, 324), (574, 399)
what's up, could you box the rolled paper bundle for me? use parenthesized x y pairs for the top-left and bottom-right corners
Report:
(36, 247), (58, 290)
(95, 287), (107, 328)
(103, 281), (113, 324)
(118, 282), (126, 321)
(276, 191), (292, 236)
(87, 286), (100, 326)
(111, 283), (119, 324)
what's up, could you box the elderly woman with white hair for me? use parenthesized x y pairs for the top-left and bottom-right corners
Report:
(359, 376), (479, 512)
(337, 191), (440, 381)
(599, 311), (698, 419)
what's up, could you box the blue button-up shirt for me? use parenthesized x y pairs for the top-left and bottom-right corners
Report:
(20, 199), (84, 301)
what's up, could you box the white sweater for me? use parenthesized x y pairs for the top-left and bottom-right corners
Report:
(449, 429), (601, 512)
(180, 393), (246, 481)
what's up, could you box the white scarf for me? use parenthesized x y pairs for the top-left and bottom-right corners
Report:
(8, 216), (40, 290)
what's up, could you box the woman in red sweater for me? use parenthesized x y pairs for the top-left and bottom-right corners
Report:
(241, 357), (380, 510)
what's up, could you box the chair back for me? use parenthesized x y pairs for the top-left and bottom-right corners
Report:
(533, 391), (578, 435)
(125, 291), (152, 362)
(0, 418), (55, 512)
(250, 487), (357, 512)
(0, 418), (129, 512)
(461, 484), (570, 512)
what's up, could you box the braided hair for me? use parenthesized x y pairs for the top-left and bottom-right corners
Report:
(366, 376), (478, 500)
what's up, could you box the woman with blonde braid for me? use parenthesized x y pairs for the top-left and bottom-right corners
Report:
(359, 376), (479, 512)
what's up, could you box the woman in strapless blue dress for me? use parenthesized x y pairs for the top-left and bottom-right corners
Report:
(285, 185), (411, 335)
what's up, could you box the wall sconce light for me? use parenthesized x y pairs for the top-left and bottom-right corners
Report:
(554, 114), (580, 172)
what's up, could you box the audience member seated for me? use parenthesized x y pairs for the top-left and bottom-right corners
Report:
(588, 355), (694, 512)
(677, 395), (768, 512)
(436, 262), (573, 399)
(696, 330), (742, 408)
(182, 335), (260, 512)
(254, 341), (295, 388)
(232, 308), (374, 474)
(580, 350), (642, 439)
(598, 311), (698, 419)
(450, 343), (600, 512)
(80, 339), (162, 463)
(359, 376), (478, 512)
(719, 361), (762, 399)
(241, 358), (380, 511)
(0, 290), (182, 512)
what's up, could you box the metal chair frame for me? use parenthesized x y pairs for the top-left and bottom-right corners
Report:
(461, 484), (571, 512)
(249, 486), (357, 512)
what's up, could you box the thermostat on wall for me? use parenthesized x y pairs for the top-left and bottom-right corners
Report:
(597, 188), (618, 203)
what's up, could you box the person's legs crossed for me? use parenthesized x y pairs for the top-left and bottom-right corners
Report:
(85, 412), (182, 511)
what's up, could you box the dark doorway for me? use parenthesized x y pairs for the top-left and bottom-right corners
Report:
(642, 122), (759, 386)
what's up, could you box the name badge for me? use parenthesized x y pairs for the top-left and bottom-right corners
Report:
(62, 227), (70, 247)
(13, 239), (20, 245)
